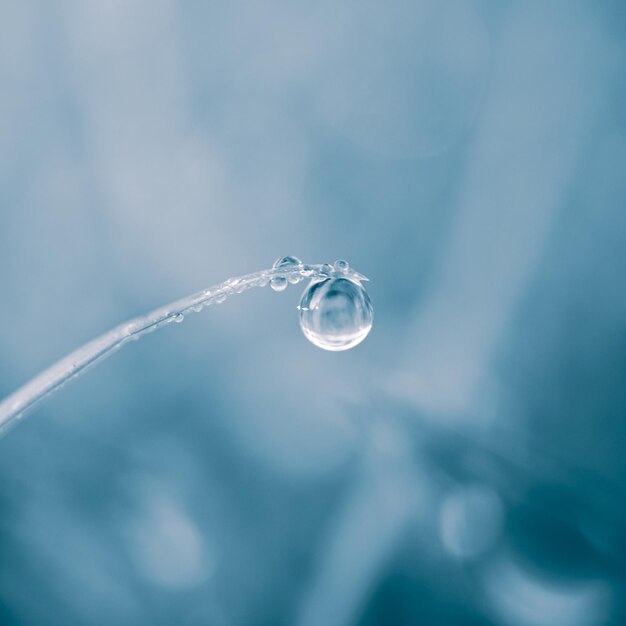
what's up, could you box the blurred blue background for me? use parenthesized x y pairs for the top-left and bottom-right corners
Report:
(1, 1), (625, 624)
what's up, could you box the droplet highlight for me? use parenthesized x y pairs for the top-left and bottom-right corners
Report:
(298, 277), (373, 351)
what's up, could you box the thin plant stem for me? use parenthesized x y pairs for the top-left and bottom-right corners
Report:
(0, 261), (358, 436)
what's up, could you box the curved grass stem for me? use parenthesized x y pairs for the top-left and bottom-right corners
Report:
(0, 261), (340, 436)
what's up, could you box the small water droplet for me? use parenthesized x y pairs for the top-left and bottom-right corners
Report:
(334, 259), (350, 272)
(216, 293), (227, 303)
(273, 255), (302, 269)
(288, 273), (301, 284)
(298, 277), (373, 351)
(270, 276), (288, 292)
(173, 313), (184, 323)
(192, 305), (202, 313)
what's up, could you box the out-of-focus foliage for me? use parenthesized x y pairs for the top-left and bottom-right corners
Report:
(0, 1), (625, 624)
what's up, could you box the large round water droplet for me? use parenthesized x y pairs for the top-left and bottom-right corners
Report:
(298, 277), (373, 351)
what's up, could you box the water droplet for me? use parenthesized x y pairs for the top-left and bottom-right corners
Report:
(288, 273), (301, 284)
(272, 255), (302, 269)
(215, 293), (227, 303)
(270, 276), (288, 292)
(298, 277), (373, 351)
(333, 259), (350, 273)
(173, 313), (184, 324)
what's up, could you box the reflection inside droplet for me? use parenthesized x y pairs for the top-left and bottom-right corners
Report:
(298, 277), (373, 351)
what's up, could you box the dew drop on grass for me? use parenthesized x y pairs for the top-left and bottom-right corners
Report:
(270, 276), (288, 292)
(271, 255), (301, 292)
(298, 276), (373, 351)
(333, 259), (350, 272)
(272, 256), (302, 268)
